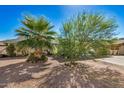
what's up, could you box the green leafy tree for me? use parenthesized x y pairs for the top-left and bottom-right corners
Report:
(58, 11), (118, 63)
(16, 15), (56, 62)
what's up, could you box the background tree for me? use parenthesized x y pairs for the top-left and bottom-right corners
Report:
(16, 15), (56, 62)
(57, 11), (118, 63)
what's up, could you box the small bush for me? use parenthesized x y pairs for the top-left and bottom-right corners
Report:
(41, 55), (48, 62)
(6, 43), (16, 57)
(27, 53), (41, 63)
(27, 53), (48, 63)
(27, 53), (37, 63)
(96, 48), (109, 57)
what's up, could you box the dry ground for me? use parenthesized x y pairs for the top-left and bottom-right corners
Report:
(0, 57), (124, 88)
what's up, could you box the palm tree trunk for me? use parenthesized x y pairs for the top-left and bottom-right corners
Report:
(34, 48), (42, 58)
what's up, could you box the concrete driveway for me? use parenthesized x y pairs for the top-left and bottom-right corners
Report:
(97, 56), (124, 66)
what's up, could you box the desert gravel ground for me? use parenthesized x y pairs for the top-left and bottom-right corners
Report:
(0, 56), (124, 88)
(0, 57), (60, 88)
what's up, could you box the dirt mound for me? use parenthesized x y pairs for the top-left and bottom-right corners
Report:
(39, 63), (124, 88)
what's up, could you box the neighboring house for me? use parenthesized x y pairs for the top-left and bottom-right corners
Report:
(110, 38), (124, 55)
(0, 41), (7, 54)
(1, 37), (124, 55)
(0, 37), (24, 55)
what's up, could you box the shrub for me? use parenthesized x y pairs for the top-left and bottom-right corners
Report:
(27, 53), (48, 63)
(96, 48), (109, 57)
(41, 55), (48, 62)
(57, 11), (118, 63)
(27, 53), (37, 63)
(6, 43), (16, 57)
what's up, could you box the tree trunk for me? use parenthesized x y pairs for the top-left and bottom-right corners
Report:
(34, 48), (42, 58)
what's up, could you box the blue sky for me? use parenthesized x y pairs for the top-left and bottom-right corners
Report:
(0, 5), (124, 41)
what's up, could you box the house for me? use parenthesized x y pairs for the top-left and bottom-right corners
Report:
(110, 38), (124, 55)
(0, 41), (6, 54)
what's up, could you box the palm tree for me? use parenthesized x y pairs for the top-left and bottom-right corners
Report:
(16, 15), (56, 60)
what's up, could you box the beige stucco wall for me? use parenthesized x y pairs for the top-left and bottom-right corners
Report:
(118, 45), (124, 55)
(0, 46), (6, 54)
(110, 50), (119, 55)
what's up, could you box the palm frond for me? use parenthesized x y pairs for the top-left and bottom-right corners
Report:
(16, 14), (57, 53)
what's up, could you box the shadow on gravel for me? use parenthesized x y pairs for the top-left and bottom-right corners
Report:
(0, 61), (51, 88)
(39, 63), (124, 88)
